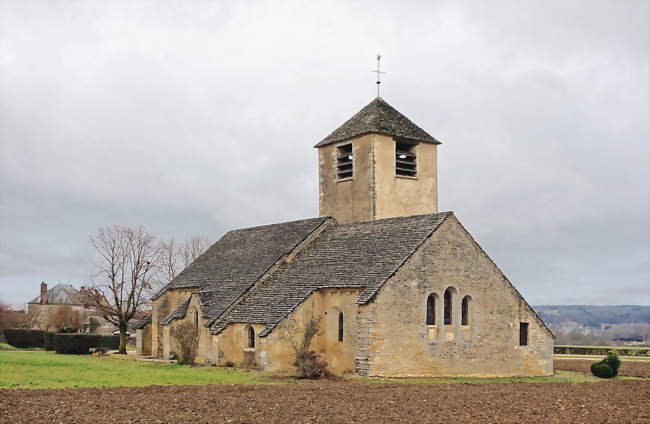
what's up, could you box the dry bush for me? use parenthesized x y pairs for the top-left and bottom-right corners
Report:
(19, 309), (42, 330)
(48, 306), (85, 333)
(171, 321), (198, 365)
(288, 316), (332, 379)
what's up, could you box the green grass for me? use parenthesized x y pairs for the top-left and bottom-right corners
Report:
(0, 343), (43, 351)
(362, 370), (606, 384)
(3, 351), (645, 390)
(0, 351), (273, 389)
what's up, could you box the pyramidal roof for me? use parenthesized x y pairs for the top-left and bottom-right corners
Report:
(315, 97), (440, 147)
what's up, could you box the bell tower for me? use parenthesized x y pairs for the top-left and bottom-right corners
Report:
(316, 97), (441, 223)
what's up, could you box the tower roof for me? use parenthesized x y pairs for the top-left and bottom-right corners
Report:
(315, 97), (440, 147)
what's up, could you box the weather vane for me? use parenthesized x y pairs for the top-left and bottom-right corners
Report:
(372, 54), (385, 97)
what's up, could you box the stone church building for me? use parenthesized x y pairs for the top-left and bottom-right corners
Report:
(137, 97), (554, 377)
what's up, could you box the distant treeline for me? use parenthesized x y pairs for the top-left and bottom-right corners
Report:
(533, 305), (650, 328)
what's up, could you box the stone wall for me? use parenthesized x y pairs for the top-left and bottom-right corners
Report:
(159, 294), (217, 363)
(217, 288), (362, 373)
(356, 215), (554, 377)
(318, 133), (438, 223)
(374, 136), (438, 219)
(136, 325), (152, 356)
(151, 288), (197, 357)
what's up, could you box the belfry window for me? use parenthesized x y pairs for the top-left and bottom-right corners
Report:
(426, 294), (436, 325)
(336, 143), (353, 180)
(396, 141), (417, 177)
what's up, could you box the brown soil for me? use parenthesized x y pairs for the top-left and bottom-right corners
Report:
(1, 380), (649, 424)
(555, 359), (650, 378)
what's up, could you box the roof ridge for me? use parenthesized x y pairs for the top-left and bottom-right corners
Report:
(225, 216), (329, 233)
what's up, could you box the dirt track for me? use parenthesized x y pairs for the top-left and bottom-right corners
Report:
(1, 380), (649, 424)
(555, 359), (650, 378)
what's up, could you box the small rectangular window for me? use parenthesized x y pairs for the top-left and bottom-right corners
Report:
(336, 143), (353, 180)
(519, 322), (529, 346)
(396, 141), (417, 177)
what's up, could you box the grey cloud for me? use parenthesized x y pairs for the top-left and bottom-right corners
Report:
(1, 0), (648, 307)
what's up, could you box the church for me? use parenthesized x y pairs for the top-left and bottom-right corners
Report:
(136, 97), (554, 377)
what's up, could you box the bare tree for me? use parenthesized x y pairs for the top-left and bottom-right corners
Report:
(157, 236), (209, 288)
(156, 238), (179, 294)
(19, 309), (42, 330)
(180, 236), (210, 267)
(86, 225), (160, 354)
(48, 306), (85, 333)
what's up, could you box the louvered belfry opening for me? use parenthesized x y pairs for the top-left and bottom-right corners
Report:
(395, 140), (417, 177)
(336, 143), (353, 180)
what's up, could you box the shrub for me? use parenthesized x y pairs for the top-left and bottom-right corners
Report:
(2, 329), (45, 348)
(43, 332), (57, 351)
(171, 322), (198, 365)
(54, 333), (119, 354)
(294, 351), (331, 379)
(604, 351), (621, 376)
(223, 360), (235, 367)
(590, 351), (622, 378)
(591, 362), (615, 379)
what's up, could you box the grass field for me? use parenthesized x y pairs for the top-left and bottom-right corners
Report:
(0, 351), (272, 389)
(0, 343), (43, 351)
(3, 351), (647, 389)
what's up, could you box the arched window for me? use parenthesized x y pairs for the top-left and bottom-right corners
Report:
(338, 312), (344, 342)
(194, 310), (199, 328)
(461, 296), (471, 326)
(444, 288), (453, 325)
(247, 326), (255, 349)
(426, 294), (436, 325)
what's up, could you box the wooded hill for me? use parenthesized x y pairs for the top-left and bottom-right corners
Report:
(533, 305), (650, 328)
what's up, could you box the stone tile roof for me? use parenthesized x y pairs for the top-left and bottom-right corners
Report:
(210, 212), (451, 336)
(155, 217), (330, 322)
(315, 97), (441, 147)
(161, 298), (190, 325)
(27, 284), (84, 305)
(133, 314), (152, 329)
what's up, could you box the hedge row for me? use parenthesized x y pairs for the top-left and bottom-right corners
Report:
(2, 329), (45, 348)
(53, 334), (120, 354)
(2, 329), (119, 354)
(555, 345), (649, 357)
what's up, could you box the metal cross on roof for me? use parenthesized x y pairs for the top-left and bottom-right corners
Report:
(372, 54), (385, 97)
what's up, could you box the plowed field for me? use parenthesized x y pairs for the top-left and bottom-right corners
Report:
(1, 380), (648, 424)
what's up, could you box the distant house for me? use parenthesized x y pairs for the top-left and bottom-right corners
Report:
(26, 282), (96, 330)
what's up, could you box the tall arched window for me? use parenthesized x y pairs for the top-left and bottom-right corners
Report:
(426, 294), (436, 325)
(444, 288), (453, 325)
(338, 312), (344, 342)
(194, 311), (199, 328)
(461, 296), (471, 326)
(247, 326), (255, 348)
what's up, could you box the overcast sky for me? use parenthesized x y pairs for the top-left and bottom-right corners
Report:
(1, 0), (648, 308)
